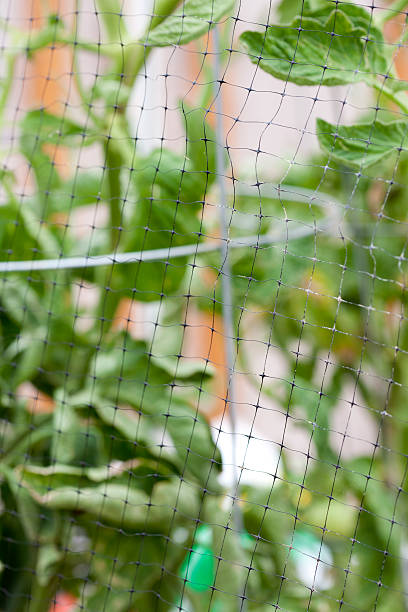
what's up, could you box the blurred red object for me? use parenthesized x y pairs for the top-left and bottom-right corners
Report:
(48, 592), (77, 612)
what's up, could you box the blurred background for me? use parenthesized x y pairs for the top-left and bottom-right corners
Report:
(1, 1), (408, 611)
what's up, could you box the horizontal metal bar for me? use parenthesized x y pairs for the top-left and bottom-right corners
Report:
(0, 184), (342, 274)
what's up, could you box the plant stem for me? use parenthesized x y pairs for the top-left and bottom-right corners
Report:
(373, 81), (408, 113)
(378, 0), (408, 27)
(59, 36), (116, 56)
(0, 52), (17, 127)
(120, 0), (181, 90)
(95, 0), (128, 43)
(101, 0), (180, 250)
(2, 423), (52, 465)
(29, 576), (59, 612)
(105, 142), (123, 250)
(71, 4), (105, 129)
(93, 0), (180, 332)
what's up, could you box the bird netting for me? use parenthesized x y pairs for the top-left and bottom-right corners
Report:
(0, 0), (408, 610)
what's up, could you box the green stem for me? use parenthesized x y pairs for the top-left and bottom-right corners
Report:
(71, 5), (105, 129)
(92, 0), (180, 332)
(95, 136), (128, 330)
(29, 575), (59, 612)
(378, 0), (408, 27)
(373, 81), (408, 113)
(105, 142), (123, 250)
(95, 0), (128, 43)
(120, 0), (181, 90)
(0, 52), (17, 127)
(59, 36), (116, 56)
(2, 422), (53, 465)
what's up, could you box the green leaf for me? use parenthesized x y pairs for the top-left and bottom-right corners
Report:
(92, 336), (147, 382)
(24, 15), (64, 57)
(17, 461), (144, 495)
(51, 390), (83, 464)
(150, 354), (213, 383)
(2, 464), (41, 541)
(89, 334), (175, 404)
(33, 483), (149, 528)
(91, 75), (131, 109)
(118, 147), (204, 301)
(20, 110), (96, 195)
(68, 387), (221, 488)
(277, 0), (305, 24)
(11, 334), (44, 387)
(316, 117), (408, 168)
(21, 109), (95, 147)
(163, 398), (222, 485)
(79, 525), (189, 612)
(50, 389), (107, 467)
(277, 0), (336, 24)
(0, 196), (61, 261)
(49, 171), (108, 213)
(240, 4), (391, 88)
(0, 276), (44, 328)
(118, 102), (215, 302)
(146, 0), (235, 47)
(19, 467), (199, 531)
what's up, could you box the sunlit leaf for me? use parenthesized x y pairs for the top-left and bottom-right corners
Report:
(240, 4), (396, 88)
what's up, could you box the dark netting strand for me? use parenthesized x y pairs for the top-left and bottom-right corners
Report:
(1, 0), (408, 611)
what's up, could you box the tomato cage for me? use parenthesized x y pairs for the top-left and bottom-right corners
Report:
(1, 1), (408, 611)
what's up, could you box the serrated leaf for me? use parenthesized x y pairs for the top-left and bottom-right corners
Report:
(316, 117), (408, 168)
(240, 4), (391, 88)
(146, 0), (235, 47)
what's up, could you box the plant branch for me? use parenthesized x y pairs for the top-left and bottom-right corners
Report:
(377, 0), (408, 27)
(373, 81), (408, 114)
(29, 575), (60, 612)
(120, 0), (181, 91)
(105, 141), (123, 250)
(95, 0), (128, 43)
(71, 5), (104, 129)
(59, 36), (116, 56)
(0, 52), (18, 126)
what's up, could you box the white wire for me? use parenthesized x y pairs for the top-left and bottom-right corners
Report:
(0, 187), (342, 273)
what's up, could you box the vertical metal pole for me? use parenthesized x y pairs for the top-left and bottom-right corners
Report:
(213, 24), (243, 539)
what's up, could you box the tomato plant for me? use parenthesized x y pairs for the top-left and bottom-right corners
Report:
(0, 1), (408, 610)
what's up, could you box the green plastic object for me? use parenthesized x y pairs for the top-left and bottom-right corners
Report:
(179, 525), (215, 592)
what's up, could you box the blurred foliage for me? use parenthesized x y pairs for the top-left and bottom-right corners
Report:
(0, 0), (408, 611)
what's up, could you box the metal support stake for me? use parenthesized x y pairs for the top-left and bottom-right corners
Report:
(213, 27), (246, 611)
